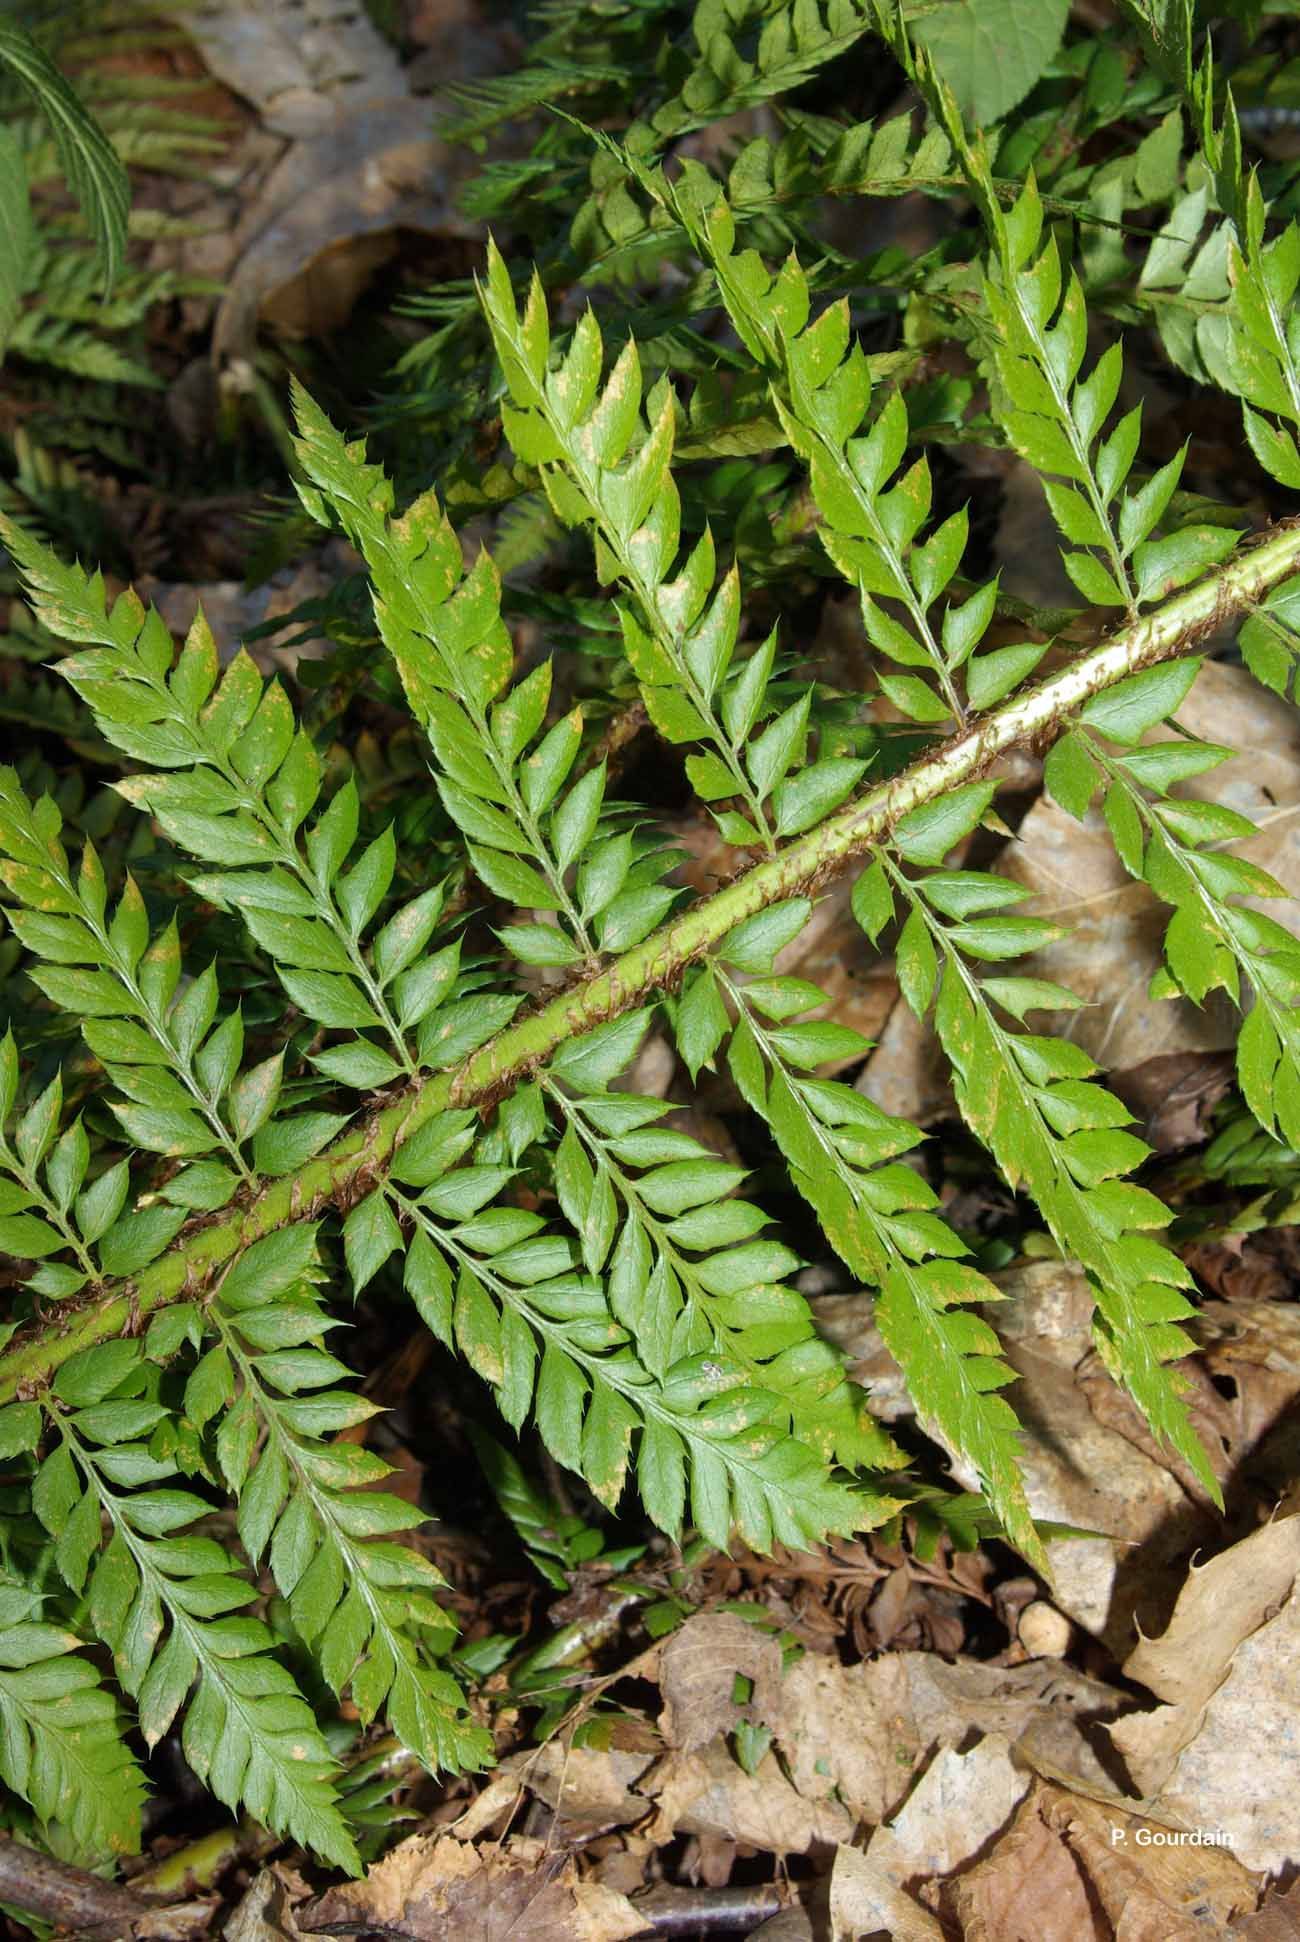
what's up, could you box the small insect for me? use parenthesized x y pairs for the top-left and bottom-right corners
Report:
(701, 1359), (725, 1381)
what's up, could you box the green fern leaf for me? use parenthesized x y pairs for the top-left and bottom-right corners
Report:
(0, 24), (128, 289)
(0, 1575), (145, 1860)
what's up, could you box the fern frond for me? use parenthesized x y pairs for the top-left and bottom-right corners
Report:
(204, 1227), (492, 1777)
(687, 906), (1043, 1566)
(293, 389), (668, 967)
(634, 156), (999, 721)
(650, 0), (876, 141)
(478, 245), (868, 850)
(1103, 180), (1229, 373)
(0, 517), (495, 1090)
(393, 1158), (879, 1555)
(868, 819), (1217, 1499)
(883, 30), (1243, 612)
(1241, 572), (1300, 703)
(0, 1570), (146, 1859)
(6, 309), (159, 384)
(5, 0), (1300, 1882)
(0, 20), (128, 287)
(538, 1031), (897, 1472)
(1046, 672), (1300, 1157)
(443, 60), (627, 143)
(30, 1336), (360, 1873)
(0, 771), (261, 1200)
(334, 1022), (890, 1552)
(5, 520), (1300, 1425)
(1191, 96), (1300, 492)
(0, 1029), (107, 1292)
(0, 657), (111, 761)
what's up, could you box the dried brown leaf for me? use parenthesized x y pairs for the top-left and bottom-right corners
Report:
(657, 1613), (784, 1754)
(503, 1741), (657, 1830)
(299, 1833), (642, 1941)
(447, 1772), (525, 1843)
(1186, 1230), (1300, 1307)
(1120, 1516), (1300, 1723)
(1109, 1050), (1235, 1154)
(1190, 1301), (1300, 1491)
(955, 1780), (1259, 1940)
(1034, 1783), (1258, 1937)
(644, 1738), (854, 1854)
(224, 1868), (308, 1942)
(932, 1264), (1211, 1653)
(171, 0), (478, 357)
(1230, 1880), (1300, 1939)
(861, 661), (1300, 1130)
(997, 659), (1300, 1076)
(806, 1292), (914, 1421)
(762, 1643), (1116, 1830)
(829, 1738), (1028, 1942)
(951, 1788), (1105, 1942)
(216, 102), (470, 356)
(857, 990), (955, 1125)
(829, 1841), (946, 1942)
(173, 0), (406, 133)
(771, 1650), (922, 1824)
(1111, 1517), (1300, 1872)
(900, 1654), (1120, 1793)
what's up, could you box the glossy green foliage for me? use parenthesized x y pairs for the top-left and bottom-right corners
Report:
(294, 387), (677, 962)
(33, 1330), (359, 1872)
(0, 1570), (145, 1861)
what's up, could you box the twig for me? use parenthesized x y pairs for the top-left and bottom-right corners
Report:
(0, 1838), (147, 1936)
(0, 1838), (209, 1940)
(630, 1883), (788, 1934)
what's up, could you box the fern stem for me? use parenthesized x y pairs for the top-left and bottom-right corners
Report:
(4, 520), (1299, 1399)
(0, 1837), (151, 1936)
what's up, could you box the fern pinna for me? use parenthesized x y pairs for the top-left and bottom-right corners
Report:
(3, 0), (1300, 1880)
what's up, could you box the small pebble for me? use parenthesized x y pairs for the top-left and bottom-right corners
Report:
(1018, 1600), (1073, 1658)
